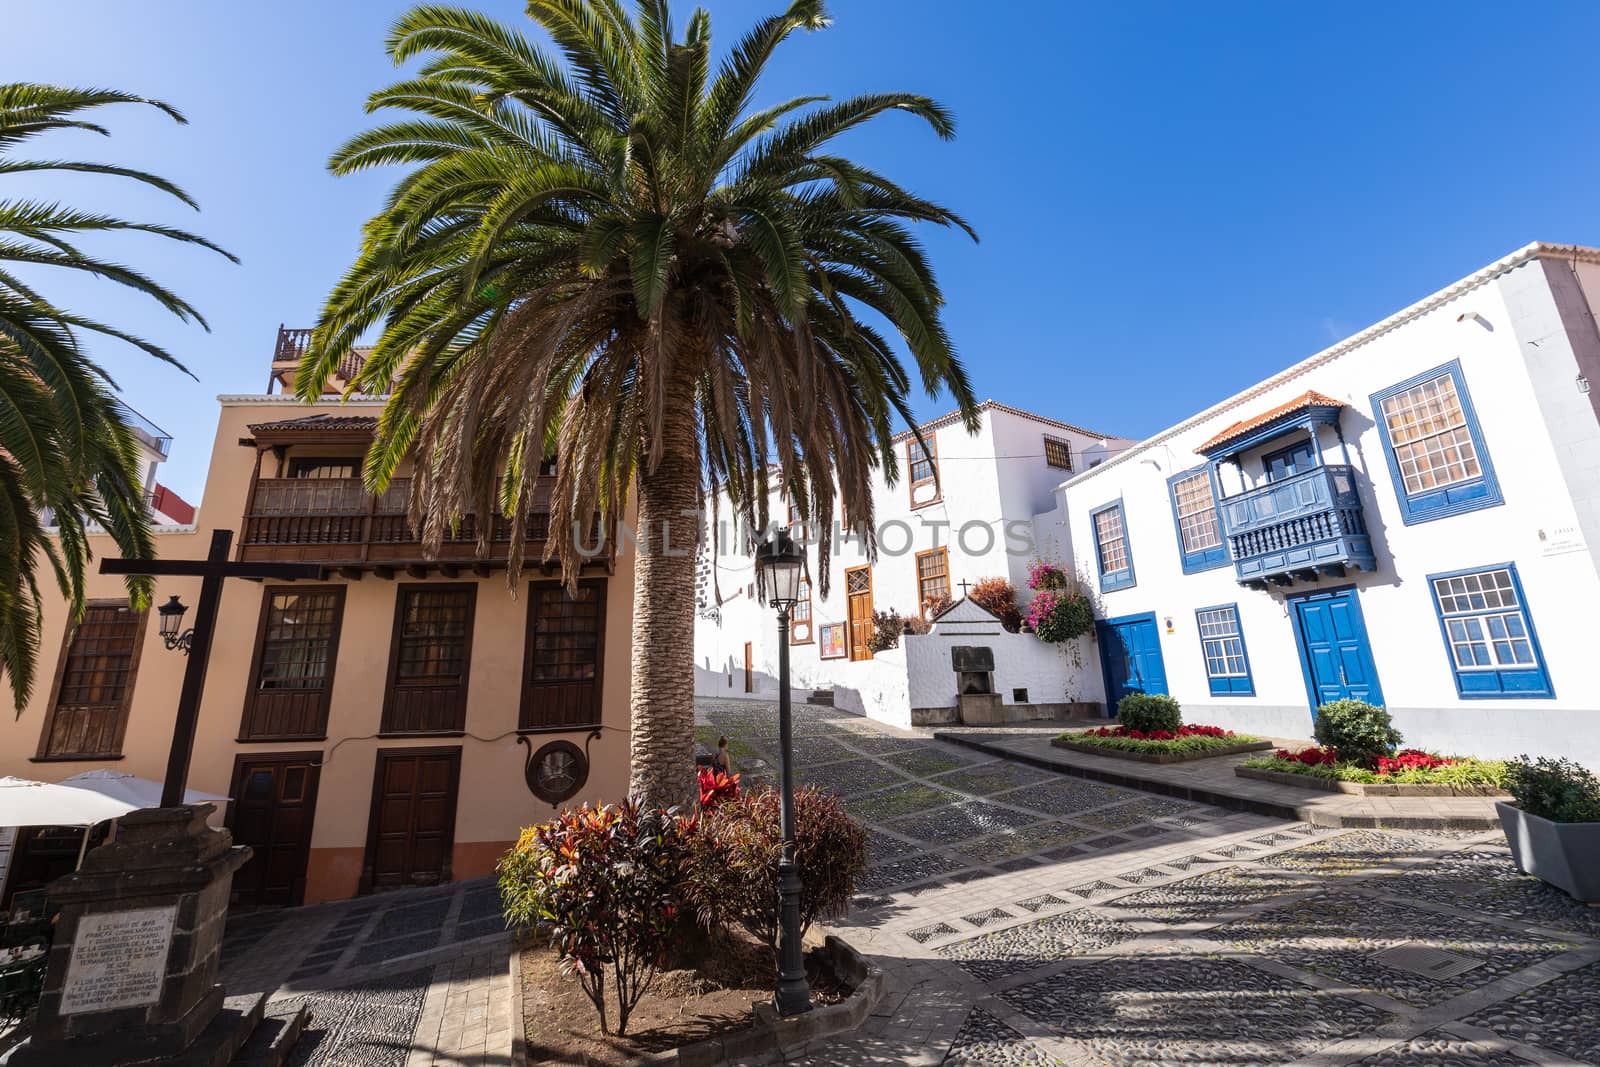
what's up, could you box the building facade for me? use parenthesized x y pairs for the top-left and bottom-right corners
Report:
(1054, 242), (1600, 767)
(1, 329), (634, 908)
(694, 402), (1132, 724)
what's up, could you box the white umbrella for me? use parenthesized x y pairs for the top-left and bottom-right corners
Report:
(57, 771), (228, 814)
(0, 773), (228, 828)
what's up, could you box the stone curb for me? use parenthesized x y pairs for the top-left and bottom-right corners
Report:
(1235, 765), (1511, 797)
(1052, 737), (1275, 764)
(936, 730), (1501, 830)
(506, 935), (884, 1067)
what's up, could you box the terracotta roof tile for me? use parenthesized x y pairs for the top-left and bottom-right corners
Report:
(1197, 391), (1344, 453)
(247, 413), (378, 434)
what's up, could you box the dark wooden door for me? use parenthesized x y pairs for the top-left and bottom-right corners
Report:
(845, 566), (874, 661)
(363, 747), (461, 893)
(227, 753), (321, 908)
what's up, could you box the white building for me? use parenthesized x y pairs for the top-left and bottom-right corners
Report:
(1053, 242), (1600, 767)
(694, 401), (1133, 725)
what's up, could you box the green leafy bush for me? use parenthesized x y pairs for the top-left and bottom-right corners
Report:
(1506, 756), (1600, 822)
(1313, 699), (1401, 769)
(867, 609), (906, 651)
(498, 801), (686, 1036)
(1241, 752), (1507, 787)
(1116, 693), (1182, 734)
(682, 785), (867, 948)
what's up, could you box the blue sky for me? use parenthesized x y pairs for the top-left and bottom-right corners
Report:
(6, 1), (1600, 501)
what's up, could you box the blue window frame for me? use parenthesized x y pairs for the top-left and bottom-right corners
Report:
(1089, 500), (1135, 592)
(1195, 604), (1255, 696)
(1167, 467), (1228, 574)
(1427, 563), (1553, 698)
(1261, 439), (1316, 482)
(1370, 360), (1502, 525)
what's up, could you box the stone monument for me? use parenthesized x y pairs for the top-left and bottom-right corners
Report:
(9, 804), (302, 1066)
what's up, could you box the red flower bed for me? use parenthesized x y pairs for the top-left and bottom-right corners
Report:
(1374, 749), (1455, 775)
(1089, 724), (1237, 742)
(1275, 745), (1337, 766)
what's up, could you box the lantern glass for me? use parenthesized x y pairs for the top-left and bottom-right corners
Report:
(157, 595), (187, 639)
(757, 531), (804, 608)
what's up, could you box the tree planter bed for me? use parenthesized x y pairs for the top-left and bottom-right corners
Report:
(1496, 802), (1600, 904)
(512, 932), (883, 1067)
(1053, 737), (1274, 764)
(1237, 766), (1509, 797)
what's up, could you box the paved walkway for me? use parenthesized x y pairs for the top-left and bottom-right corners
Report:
(935, 723), (1504, 829)
(220, 878), (513, 1066)
(696, 700), (1600, 1067)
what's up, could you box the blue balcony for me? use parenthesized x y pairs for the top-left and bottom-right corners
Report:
(1220, 464), (1376, 587)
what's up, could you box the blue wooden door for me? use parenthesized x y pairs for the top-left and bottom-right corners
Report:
(1290, 588), (1383, 710)
(1098, 613), (1169, 705)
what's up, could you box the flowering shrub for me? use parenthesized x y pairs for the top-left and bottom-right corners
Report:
(1028, 561), (1069, 591)
(1246, 749), (1507, 787)
(1091, 724), (1235, 741)
(1065, 722), (1260, 756)
(681, 786), (867, 949)
(921, 593), (953, 620)
(1313, 699), (1402, 769)
(697, 767), (740, 810)
(968, 577), (1022, 632)
(867, 609), (906, 651)
(1023, 562), (1094, 643)
(498, 801), (687, 1036)
(1116, 693), (1183, 734)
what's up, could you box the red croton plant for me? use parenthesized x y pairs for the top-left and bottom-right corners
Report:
(1274, 745), (1457, 774)
(697, 767), (740, 810)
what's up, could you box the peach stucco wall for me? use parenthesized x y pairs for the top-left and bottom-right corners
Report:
(2, 396), (636, 904)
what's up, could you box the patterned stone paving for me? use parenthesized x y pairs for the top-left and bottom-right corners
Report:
(1000, 956), (1393, 1066)
(280, 968), (431, 1067)
(944, 1008), (1063, 1066)
(701, 701), (1600, 1067)
(938, 910), (1137, 981)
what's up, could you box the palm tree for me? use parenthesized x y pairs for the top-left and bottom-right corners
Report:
(302, 0), (976, 806)
(0, 85), (234, 711)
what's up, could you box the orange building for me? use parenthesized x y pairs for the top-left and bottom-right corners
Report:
(0, 328), (634, 906)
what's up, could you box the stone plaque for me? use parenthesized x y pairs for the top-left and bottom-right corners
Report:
(59, 905), (176, 1015)
(951, 645), (995, 672)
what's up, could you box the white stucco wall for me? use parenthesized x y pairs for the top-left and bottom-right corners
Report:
(1055, 246), (1600, 767)
(692, 402), (1130, 727)
(903, 599), (1100, 713)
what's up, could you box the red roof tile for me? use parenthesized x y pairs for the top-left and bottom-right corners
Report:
(1197, 391), (1344, 453)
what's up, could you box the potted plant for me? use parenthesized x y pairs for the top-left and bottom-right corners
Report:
(1497, 756), (1600, 903)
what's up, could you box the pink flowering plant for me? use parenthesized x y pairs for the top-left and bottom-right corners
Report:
(1024, 563), (1093, 643)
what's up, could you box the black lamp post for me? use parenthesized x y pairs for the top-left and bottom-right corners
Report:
(755, 529), (813, 1017)
(156, 595), (195, 654)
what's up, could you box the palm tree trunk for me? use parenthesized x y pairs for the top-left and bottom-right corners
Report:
(628, 380), (701, 809)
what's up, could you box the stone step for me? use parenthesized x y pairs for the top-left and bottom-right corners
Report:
(232, 1001), (309, 1067)
(806, 689), (835, 706)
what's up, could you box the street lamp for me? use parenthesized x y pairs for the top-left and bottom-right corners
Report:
(754, 529), (813, 1017)
(156, 595), (195, 655)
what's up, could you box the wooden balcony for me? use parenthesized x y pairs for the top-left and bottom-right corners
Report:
(1221, 465), (1377, 588)
(239, 476), (610, 572)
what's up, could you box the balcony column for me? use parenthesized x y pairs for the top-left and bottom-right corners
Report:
(1334, 422), (1351, 465)
(1307, 420), (1326, 468)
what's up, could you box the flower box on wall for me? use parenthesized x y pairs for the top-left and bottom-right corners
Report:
(1496, 802), (1600, 903)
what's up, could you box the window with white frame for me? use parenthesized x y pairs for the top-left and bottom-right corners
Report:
(1195, 605), (1253, 695)
(1371, 360), (1501, 524)
(1428, 564), (1551, 697)
(1091, 502), (1134, 591)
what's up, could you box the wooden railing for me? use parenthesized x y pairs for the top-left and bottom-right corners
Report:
(1221, 465), (1376, 585)
(240, 476), (605, 567)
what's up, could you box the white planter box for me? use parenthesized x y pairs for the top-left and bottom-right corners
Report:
(1496, 801), (1600, 903)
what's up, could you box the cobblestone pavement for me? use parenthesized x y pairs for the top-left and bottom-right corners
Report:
(695, 700), (1600, 1067)
(220, 878), (513, 1066)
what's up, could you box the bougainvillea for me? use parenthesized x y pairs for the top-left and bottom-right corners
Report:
(1028, 561), (1069, 591)
(1026, 588), (1095, 643)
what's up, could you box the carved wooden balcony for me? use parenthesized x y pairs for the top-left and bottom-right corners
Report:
(1221, 464), (1376, 588)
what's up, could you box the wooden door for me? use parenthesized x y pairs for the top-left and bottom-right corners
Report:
(743, 642), (753, 693)
(845, 566), (874, 661)
(363, 747), (461, 893)
(227, 753), (321, 908)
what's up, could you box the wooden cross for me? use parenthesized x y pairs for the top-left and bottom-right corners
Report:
(101, 529), (322, 807)
(958, 579), (972, 597)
